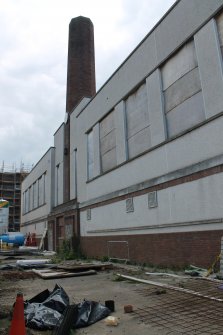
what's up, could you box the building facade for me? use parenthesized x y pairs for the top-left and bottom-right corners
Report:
(21, 148), (54, 245)
(0, 164), (28, 231)
(21, 0), (223, 267)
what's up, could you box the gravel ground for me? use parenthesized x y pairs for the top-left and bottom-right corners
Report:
(1, 257), (222, 335)
(0, 258), (169, 335)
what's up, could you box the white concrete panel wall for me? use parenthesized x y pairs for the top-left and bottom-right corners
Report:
(54, 124), (64, 205)
(73, 1), (223, 206)
(146, 70), (166, 146)
(81, 0), (223, 130)
(54, 124), (64, 166)
(81, 115), (223, 202)
(70, 149), (76, 199)
(155, 0), (223, 64)
(21, 147), (55, 224)
(195, 19), (223, 118)
(70, 98), (91, 200)
(114, 101), (127, 165)
(81, 172), (223, 236)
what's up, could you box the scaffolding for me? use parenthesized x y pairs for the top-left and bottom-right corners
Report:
(0, 162), (31, 231)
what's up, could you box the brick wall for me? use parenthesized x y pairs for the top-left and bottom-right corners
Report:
(66, 16), (96, 114)
(80, 230), (222, 268)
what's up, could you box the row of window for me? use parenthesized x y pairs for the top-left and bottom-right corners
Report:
(23, 172), (46, 214)
(87, 13), (223, 180)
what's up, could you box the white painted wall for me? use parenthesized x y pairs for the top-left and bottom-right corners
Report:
(70, 1), (223, 206)
(54, 124), (64, 205)
(21, 147), (55, 225)
(81, 172), (223, 236)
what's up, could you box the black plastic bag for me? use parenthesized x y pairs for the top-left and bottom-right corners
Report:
(24, 285), (110, 330)
(24, 284), (69, 330)
(74, 300), (110, 328)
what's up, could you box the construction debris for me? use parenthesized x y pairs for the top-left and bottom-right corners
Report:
(124, 304), (133, 313)
(116, 273), (223, 302)
(32, 268), (97, 279)
(104, 316), (119, 326)
(57, 262), (113, 271)
(185, 265), (208, 277)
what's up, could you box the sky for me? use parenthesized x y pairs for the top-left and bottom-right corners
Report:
(0, 0), (175, 171)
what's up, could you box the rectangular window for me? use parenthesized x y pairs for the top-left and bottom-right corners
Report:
(217, 11), (223, 57)
(43, 172), (46, 204)
(73, 150), (77, 198)
(25, 190), (29, 213)
(29, 186), (32, 211)
(23, 192), (25, 214)
(100, 110), (117, 172)
(38, 176), (43, 206)
(162, 40), (205, 137)
(87, 130), (94, 179)
(33, 182), (37, 209)
(56, 164), (59, 206)
(125, 83), (150, 159)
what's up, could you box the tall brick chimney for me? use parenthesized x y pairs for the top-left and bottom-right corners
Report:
(63, 16), (96, 202)
(66, 16), (96, 114)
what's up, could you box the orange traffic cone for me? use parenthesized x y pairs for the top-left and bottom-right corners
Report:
(9, 292), (26, 335)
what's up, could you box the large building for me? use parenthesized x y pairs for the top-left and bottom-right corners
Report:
(21, 0), (223, 267)
(0, 163), (29, 231)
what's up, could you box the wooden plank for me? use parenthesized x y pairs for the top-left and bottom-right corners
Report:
(57, 263), (113, 271)
(33, 269), (97, 279)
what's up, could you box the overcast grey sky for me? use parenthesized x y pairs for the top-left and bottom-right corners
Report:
(0, 0), (175, 170)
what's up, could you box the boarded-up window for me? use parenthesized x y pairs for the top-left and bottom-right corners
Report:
(25, 190), (29, 213)
(33, 182), (37, 208)
(217, 11), (223, 57)
(29, 186), (32, 211)
(162, 40), (205, 137)
(125, 83), (151, 159)
(38, 176), (44, 206)
(87, 130), (94, 179)
(23, 192), (25, 213)
(100, 111), (117, 172)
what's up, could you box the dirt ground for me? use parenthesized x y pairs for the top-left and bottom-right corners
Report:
(1, 256), (223, 335)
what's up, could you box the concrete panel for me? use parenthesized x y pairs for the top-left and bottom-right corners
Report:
(100, 129), (116, 155)
(80, 190), (171, 236)
(166, 91), (205, 138)
(164, 67), (201, 113)
(114, 101), (127, 165)
(101, 147), (117, 173)
(93, 124), (100, 177)
(70, 97), (91, 153)
(166, 115), (223, 172)
(146, 70), (166, 147)
(100, 111), (115, 138)
(155, 0), (223, 65)
(56, 163), (63, 205)
(70, 149), (77, 200)
(54, 124), (64, 166)
(162, 41), (197, 90)
(128, 126), (151, 159)
(126, 83), (149, 138)
(81, 172), (223, 237)
(195, 19), (223, 118)
(85, 145), (167, 202)
(170, 173), (223, 223)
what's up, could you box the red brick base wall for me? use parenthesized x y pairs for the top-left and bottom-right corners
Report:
(80, 230), (223, 268)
